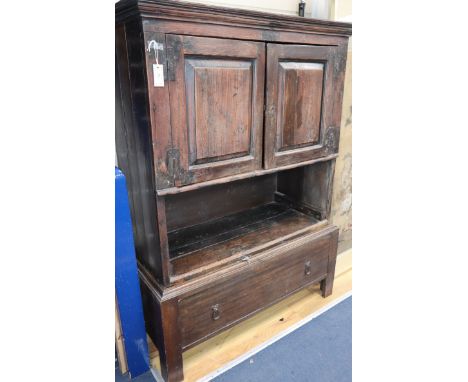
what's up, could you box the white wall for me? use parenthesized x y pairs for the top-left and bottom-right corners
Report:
(179, 0), (330, 18)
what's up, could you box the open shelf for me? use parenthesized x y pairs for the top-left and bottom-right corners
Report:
(163, 163), (335, 283)
(168, 201), (321, 281)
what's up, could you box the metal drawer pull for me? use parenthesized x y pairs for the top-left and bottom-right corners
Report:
(304, 261), (311, 276)
(211, 304), (221, 321)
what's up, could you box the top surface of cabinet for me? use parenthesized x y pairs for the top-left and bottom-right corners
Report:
(116, 0), (351, 192)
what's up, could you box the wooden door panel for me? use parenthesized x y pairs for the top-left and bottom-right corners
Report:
(279, 62), (324, 149)
(166, 35), (265, 186)
(265, 44), (343, 169)
(186, 59), (253, 164)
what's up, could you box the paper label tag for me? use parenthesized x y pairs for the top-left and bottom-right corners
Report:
(153, 64), (164, 87)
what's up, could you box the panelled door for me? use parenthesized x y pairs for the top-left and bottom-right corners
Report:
(264, 44), (343, 169)
(166, 35), (265, 186)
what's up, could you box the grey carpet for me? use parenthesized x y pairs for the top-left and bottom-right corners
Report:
(213, 296), (352, 382)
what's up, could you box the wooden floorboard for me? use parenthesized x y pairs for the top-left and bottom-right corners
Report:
(115, 295), (128, 375)
(149, 249), (352, 381)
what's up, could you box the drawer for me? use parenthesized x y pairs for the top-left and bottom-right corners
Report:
(177, 226), (338, 349)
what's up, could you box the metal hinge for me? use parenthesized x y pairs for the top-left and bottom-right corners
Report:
(166, 148), (180, 181)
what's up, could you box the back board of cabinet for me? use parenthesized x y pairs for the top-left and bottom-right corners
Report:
(116, 1), (351, 380)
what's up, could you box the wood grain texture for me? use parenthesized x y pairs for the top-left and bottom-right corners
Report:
(139, 224), (338, 346)
(167, 34), (264, 186)
(178, 228), (334, 348)
(189, 60), (252, 163)
(165, 174), (277, 232)
(169, 203), (324, 282)
(116, 3), (351, 380)
(143, 19), (348, 47)
(321, 227), (339, 297)
(156, 153), (338, 196)
(143, 30), (174, 189)
(115, 295), (128, 375)
(155, 196), (171, 286)
(115, 20), (164, 284)
(168, 203), (314, 257)
(148, 250), (352, 382)
(139, 274), (184, 382)
(279, 62), (324, 149)
(265, 43), (343, 169)
(116, 0), (352, 37)
(277, 160), (336, 220)
(163, 168), (331, 283)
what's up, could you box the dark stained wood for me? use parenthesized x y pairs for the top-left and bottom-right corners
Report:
(116, 0), (352, 37)
(177, 227), (335, 349)
(143, 30), (174, 189)
(265, 43), (345, 169)
(155, 196), (171, 286)
(116, 24), (144, 266)
(116, 21), (164, 285)
(277, 161), (336, 220)
(279, 62), (324, 149)
(169, 203), (297, 257)
(166, 35), (265, 186)
(156, 153), (338, 196)
(143, 19), (348, 47)
(169, 203), (323, 282)
(164, 168), (323, 242)
(139, 272), (183, 382)
(188, 59), (252, 164)
(321, 227), (339, 297)
(166, 34), (265, 186)
(165, 174), (277, 232)
(274, 191), (322, 220)
(116, 2), (350, 380)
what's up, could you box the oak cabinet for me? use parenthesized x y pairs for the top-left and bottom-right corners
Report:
(116, 1), (351, 381)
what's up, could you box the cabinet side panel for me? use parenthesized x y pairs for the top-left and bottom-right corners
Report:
(142, 25), (174, 190)
(116, 46), (141, 257)
(302, 160), (336, 219)
(116, 21), (163, 283)
(277, 160), (335, 220)
(324, 42), (349, 155)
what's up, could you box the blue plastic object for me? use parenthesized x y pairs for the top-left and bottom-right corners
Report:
(115, 167), (150, 378)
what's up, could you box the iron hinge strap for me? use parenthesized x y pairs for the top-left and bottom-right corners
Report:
(166, 148), (180, 181)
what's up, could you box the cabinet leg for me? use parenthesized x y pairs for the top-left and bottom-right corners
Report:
(140, 278), (184, 382)
(159, 345), (183, 382)
(158, 300), (184, 382)
(320, 276), (334, 298)
(321, 228), (339, 298)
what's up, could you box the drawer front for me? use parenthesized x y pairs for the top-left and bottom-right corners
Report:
(178, 227), (337, 348)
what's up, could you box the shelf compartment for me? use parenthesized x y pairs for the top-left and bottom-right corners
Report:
(168, 201), (323, 282)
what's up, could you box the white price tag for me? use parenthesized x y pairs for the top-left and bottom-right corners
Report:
(153, 64), (164, 87)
